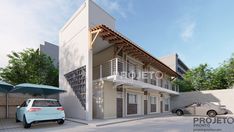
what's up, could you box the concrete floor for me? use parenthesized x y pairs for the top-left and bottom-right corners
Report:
(1, 115), (234, 132)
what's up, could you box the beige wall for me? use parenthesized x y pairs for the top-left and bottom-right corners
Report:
(93, 46), (114, 67)
(103, 81), (117, 119)
(159, 54), (176, 72)
(171, 89), (234, 114)
(92, 82), (172, 119)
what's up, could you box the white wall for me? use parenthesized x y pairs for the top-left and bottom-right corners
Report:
(93, 80), (104, 119)
(59, 0), (116, 120)
(59, 1), (89, 120)
(171, 89), (234, 114)
(89, 0), (115, 29)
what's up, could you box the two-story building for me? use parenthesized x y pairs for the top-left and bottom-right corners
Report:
(59, 0), (179, 121)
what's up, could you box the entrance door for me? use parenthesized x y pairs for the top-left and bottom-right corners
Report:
(117, 98), (123, 118)
(160, 101), (163, 113)
(144, 100), (147, 115)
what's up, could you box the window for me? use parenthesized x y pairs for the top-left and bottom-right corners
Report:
(164, 80), (169, 89)
(150, 96), (157, 104)
(164, 98), (170, 111)
(32, 100), (61, 107)
(128, 93), (137, 104)
(160, 79), (163, 87)
(150, 96), (157, 112)
(20, 101), (27, 107)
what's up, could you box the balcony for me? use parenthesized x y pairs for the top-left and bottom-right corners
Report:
(93, 58), (179, 94)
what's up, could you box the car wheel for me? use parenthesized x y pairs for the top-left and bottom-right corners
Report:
(15, 113), (20, 123)
(207, 110), (217, 117)
(23, 115), (31, 128)
(57, 119), (65, 125)
(176, 110), (183, 116)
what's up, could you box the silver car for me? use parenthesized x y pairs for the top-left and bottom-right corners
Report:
(172, 102), (228, 117)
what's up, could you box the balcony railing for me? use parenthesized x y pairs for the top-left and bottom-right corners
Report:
(93, 58), (179, 92)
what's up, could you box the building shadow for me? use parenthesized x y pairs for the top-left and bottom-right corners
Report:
(171, 91), (233, 114)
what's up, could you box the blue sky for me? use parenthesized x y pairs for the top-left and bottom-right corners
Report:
(0, 0), (233, 69)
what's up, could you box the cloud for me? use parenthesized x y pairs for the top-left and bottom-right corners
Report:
(0, 0), (83, 68)
(0, 0), (134, 68)
(177, 14), (196, 42)
(181, 21), (196, 42)
(94, 0), (134, 18)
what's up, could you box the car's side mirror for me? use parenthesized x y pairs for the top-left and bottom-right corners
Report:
(16, 106), (20, 109)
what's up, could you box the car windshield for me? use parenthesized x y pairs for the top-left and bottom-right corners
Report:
(32, 100), (61, 107)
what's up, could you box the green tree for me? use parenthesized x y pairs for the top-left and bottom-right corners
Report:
(0, 49), (58, 86)
(173, 79), (194, 92)
(225, 53), (234, 87)
(211, 66), (229, 89)
(176, 53), (234, 92)
(185, 64), (214, 91)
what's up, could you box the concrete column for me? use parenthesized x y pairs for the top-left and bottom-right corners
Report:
(86, 48), (93, 121)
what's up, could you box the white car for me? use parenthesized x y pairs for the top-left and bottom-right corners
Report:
(172, 102), (228, 117)
(16, 99), (65, 128)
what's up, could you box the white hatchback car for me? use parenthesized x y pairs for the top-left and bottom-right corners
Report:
(16, 99), (65, 128)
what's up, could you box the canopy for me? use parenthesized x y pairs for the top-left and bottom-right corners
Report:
(90, 24), (179, 77)
(0, 81), (14, 93)
(10, 83), (66, 95)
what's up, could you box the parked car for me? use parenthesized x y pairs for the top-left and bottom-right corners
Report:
(16, 99), (65, 128)
(172, 102), (228, 117)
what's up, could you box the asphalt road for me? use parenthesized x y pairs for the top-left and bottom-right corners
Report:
(1, 116), (234, 132)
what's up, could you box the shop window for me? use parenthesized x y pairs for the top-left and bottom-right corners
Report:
(150, 96), (157, 112)
(128, 93), (137, 104)
(164, 98), (170, 111)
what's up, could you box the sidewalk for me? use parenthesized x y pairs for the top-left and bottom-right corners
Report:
(0, 119), (21, 130)
(66, 112), (174, 127)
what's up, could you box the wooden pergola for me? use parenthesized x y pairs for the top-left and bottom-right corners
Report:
(90, 25), (179, 77)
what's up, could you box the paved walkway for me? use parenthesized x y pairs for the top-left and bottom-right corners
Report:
(66, 112), (172, 126)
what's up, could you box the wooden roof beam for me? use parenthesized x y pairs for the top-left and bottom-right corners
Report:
(99, 31), (110, 36)
(103, 35), (117, 40)
(109, 39), (124, 44)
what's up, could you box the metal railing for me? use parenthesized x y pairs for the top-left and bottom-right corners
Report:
(93, 58), (179, 92)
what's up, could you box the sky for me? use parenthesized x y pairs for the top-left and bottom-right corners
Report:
(0, 0), (234, 69)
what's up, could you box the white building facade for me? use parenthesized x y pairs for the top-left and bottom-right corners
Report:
(59, 0), (179, 121)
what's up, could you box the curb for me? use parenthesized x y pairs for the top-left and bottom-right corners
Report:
(96, 118), (141, 127)
(65, 118), (88, 125)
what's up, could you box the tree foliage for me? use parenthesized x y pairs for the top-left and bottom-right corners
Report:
(0, 49), (58, 86)
(175, 53), (234, 92)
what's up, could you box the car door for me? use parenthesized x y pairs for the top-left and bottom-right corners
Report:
(195, 103), (206, 115)
(17, 101), (27, 121)
(184, 103), (196, 115)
